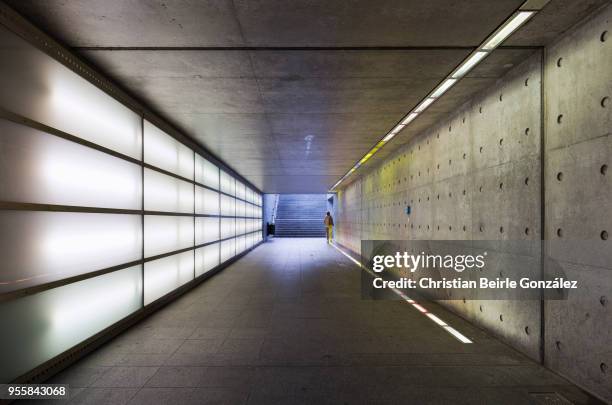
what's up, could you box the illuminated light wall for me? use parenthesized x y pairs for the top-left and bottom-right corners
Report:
(0, 23), (263, 382)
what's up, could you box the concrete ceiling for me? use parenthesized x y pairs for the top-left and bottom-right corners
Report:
(5, 0), (609, 193)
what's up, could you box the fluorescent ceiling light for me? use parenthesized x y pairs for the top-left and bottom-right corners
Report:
(391, 124), (406, 134)
(382, 132), (395, 142)
(359, 153), (373, 164)
(401, 112), (419, 125)
(452, 51), (488, 78)
(431, 79), (457, 98)
(482, 11), (535, 51)
(415, 98), (435, 113)
(331, 5), (540, 190)
(382, 123), (406, 142)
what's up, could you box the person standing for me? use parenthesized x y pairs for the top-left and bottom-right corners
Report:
(324, 211), (334, 243)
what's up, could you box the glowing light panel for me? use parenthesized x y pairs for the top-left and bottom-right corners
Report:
(236, 218), (246, 235)
(195, 154), (219, 190)
(195, 217), (220, 245)
(0, 265), (141, 382)
(144, 215), (194, 258)
(144, 120), (194, 179)
(195, 243), (220, 277)
(144, 169), (194, 213)
(235, 181), (246, 200)
(220, 238), (235, 262)
(236, 235), (246, 253)
(0, 25), (141, 158)
(0, 119), (141, 210)
(221, 218), (236, 239)
(221, 195), (236, 216)
(0, 211), (141, 293)
(220, 170), (235, 196)
(144, 251), (194, 305)
(195, 186), (220, 215)
(236, 200), (246, 217)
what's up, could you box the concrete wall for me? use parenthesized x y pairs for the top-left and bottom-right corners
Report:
(543, 6), (612, 400)
(335, 4), (611, 401)
(335, 183), (362, 253)
(337, 51), (544, 359)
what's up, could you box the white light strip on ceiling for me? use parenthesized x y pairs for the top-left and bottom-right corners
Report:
(414, 97), (436, 113)
(382, 123), (406, 142)
(382, 133), (395, 142)
(430, 78), (457, 98)
(452, 51), (488, 78)
(330, 3), (542, 191)
(330, 243), (473, 344)
(482, 11), (535, 50)
(392, 124), (406, 134)
(401, 112), (419, 125)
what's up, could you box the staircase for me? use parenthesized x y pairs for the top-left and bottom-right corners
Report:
(275, 194), (327, 238)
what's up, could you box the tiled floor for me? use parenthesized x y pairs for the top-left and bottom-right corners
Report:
(26, 238), (599, 404)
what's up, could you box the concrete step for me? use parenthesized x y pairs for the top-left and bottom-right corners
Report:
(274, 194), (328, 237)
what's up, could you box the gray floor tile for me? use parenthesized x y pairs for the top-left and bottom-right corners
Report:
(38, 239), (599, 405)
(91, 367), (159, 388)
(48, 366), (110, 388)
(145, 366), (254, 388)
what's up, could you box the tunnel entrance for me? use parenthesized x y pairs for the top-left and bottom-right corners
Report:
(274, 194), (328, 237)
